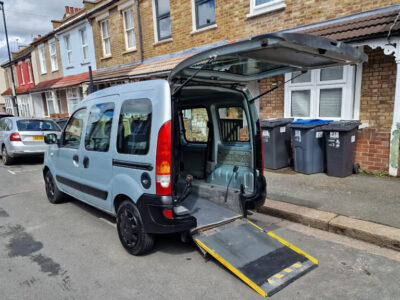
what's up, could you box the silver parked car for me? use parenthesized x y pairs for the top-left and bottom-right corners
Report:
(0, 117), (61, 165)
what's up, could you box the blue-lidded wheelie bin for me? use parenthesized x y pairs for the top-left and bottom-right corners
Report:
(261, 118), (293, 169)
(322, 121), (361, 177)
(289, 119), (332, 174)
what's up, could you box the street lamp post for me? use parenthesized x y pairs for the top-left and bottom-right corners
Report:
(0, 1), (19, 116)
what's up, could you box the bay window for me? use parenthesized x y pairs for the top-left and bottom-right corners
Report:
(284, 66), (357, 120)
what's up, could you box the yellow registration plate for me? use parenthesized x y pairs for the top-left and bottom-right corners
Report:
(33, 136), (44, 141)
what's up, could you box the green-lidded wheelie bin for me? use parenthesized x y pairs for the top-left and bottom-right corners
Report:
(322, 121), (361, 177)
(261, 118), (293, 169)
(289, 119), (332, 174)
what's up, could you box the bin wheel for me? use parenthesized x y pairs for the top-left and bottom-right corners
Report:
(353, 163), (360, 174)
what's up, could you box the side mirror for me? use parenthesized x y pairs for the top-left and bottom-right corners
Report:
(44, 133), (58, 145)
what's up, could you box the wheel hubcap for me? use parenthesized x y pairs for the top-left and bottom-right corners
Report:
(119, 207), (139, 248)
(2, 149), (6, 163)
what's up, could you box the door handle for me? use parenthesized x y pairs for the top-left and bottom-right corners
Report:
(83, 156), (89, 168)
(73, 155), (79, 163)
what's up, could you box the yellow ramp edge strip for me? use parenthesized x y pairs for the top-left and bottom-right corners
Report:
(195, 238), (267, 298)
(248, 221), (319, 265)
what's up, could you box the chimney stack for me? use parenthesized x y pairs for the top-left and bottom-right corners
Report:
(65, 6), (70, 14)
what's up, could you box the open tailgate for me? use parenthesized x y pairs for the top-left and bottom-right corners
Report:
(193, 218), (318, 297)
(169, 32), (367, 84)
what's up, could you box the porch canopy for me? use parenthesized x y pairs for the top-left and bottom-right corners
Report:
(1, 85), (32, 96)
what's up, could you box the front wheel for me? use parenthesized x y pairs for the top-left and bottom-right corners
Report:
(117, 200), (155, 255)
(44, 170), (65, 204)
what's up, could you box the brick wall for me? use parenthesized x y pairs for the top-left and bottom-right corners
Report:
(90, 4), (141, 69)
(139, 0), (398, 59)
(354, 47), (396, 173)
(34, 40), (63, 83)
(258, 75), (285, 120)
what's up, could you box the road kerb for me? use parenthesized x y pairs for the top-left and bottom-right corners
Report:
(259, 199), (338, 231)
(259, 199), (400, 251)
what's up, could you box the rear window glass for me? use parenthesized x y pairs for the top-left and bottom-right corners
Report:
(218, 107), (249, 142)
(117, 99), (152, 155)
(181, 108), (209, 142)
(17, 120), (60, 131)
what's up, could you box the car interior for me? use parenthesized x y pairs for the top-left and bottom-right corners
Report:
(173, 85), (257, 230)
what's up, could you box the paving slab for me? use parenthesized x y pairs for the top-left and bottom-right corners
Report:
(264, 169), (400, 228)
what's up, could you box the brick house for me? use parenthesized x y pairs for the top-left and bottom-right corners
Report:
(1, 45), (36, 116)
(84, 0), (399, 176)
(1, 0), (399, 176)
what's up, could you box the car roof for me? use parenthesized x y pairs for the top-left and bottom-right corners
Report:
(7, 117), (56, 122)
(81, 79), (169, 104)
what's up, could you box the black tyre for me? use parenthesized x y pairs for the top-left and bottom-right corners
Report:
(117, 200), (155, 255)
(2, 146), (14, 165)
(353, 163), (361, 174)
(44, 170), (65, 204)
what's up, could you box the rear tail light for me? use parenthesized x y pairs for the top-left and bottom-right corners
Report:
(156, 121), (172, 195)
(10, 133), (21, 141)
(258, 120), (264, 176)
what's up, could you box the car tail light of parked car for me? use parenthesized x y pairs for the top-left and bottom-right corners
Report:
(10, 133), (21, 141)
(156, 121), (172, 195)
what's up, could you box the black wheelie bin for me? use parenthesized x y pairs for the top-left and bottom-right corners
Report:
(322, 121), (361, 177)
(261, 118), (293, 169)
(289, 119), (332, 174)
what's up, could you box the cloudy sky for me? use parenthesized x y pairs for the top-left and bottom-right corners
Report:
(0, 0), (83, 63)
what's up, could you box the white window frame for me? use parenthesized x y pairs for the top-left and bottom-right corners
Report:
(45, 91), (57, 115)
(49, 41), (58, 72)
(122, 8), (136, 50)
(191, 0), (217, 32)
(5, 97), (14, 114)
(38, 45), (47, 74)
(18, 95), (31, 117)
(64, 35), (73, 66)
(100, 20), (111, 57)
(18, 62), (25, 85)
(247, 0), (286, 18)
(79, 28), (90, 63)
(152, 0), (172, 42)
(284, 66), (358, 120)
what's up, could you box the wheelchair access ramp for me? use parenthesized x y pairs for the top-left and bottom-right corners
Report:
(193, 218), (318, 297)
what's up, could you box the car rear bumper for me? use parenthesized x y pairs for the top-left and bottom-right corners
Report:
(7, 142), (48, 157)
(137, 194), (197, 234)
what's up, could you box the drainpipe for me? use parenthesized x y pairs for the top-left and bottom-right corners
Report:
(136, 0), (144, 62)
(389, 47), (400, 176)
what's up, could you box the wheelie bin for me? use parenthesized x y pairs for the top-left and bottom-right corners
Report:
(322, 120), (361, 177)
(261, 118), (293, 169)
(289, 119), (332, 174)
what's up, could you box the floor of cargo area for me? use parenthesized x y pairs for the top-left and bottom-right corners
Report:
(181, 195), (241, 231)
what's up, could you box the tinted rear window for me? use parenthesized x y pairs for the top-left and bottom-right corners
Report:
(17, 120), (60, 131)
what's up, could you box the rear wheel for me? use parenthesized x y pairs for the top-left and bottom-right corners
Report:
(117, 200), (154, 255)
(2, 146), (14, 165)
(44, 170), (65, 204)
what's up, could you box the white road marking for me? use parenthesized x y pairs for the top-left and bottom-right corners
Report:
(7, 170), (15, 175)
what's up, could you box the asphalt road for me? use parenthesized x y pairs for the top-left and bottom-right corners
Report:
(0, 159), (400, 300)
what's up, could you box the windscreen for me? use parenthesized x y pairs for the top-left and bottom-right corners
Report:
(17, 120), (60, 131)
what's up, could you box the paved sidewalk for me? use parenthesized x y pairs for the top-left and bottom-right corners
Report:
(264, 169), (400, 229)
